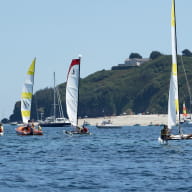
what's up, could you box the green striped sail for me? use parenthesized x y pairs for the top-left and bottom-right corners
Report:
(21, 58), (36, 123)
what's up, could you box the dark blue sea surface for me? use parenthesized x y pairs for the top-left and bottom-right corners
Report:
(1, 125), (192, 192)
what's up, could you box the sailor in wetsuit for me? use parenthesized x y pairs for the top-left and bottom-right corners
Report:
(161, 125), (170, 140)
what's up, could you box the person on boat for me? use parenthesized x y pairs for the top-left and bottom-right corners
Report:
(25, 120), (34, 134)
(0, 123), (4, 133)
(38, 125), (42, 131)
(27, 120), (32, 127)
(82, 124), (89, 133)
(161, 125), (170, 140)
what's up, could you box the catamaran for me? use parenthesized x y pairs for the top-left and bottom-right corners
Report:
(16, 58), (43, 135)
(159, 0), (192, 142)
(65, 57), (90, 135)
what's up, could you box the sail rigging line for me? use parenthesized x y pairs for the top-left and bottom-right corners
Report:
(180, 55), (192, 117)
(56, 86), (64, 118)
(33, 94), (40, 121)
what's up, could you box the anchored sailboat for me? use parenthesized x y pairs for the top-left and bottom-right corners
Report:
(16, 58), (43, 135)
(39, 72), (71, 127)
(65, 57), (90, 135)
(159, 0), (192, 142)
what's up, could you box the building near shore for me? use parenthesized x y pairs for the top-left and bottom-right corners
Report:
(112, 58), (150, 70)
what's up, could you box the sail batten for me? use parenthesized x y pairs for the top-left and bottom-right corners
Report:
(168, 0), (179, 129)
(66, 58), (80, 127)
(21, 58), (36, 124)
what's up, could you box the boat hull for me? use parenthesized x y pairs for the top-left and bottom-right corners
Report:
(39, 122), (71, 127)
(167, 134), (192, 140)
(65, 130), (91, 135)
(159, 134), (192, 142)
(96, 125), (122, 129)
(16, 126), (43, 136)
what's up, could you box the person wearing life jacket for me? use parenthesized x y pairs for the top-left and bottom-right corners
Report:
(25, 120), (34, 134)
(38, 125), (42, 131)
(0, 123), (4, 133)
(82, 124), (88, 133)
(161, 124), (170, 140)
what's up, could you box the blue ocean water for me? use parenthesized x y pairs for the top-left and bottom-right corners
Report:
(1, 125), (192, 192)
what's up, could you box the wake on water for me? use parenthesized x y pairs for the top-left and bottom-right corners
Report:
(158, 137), (168, 144)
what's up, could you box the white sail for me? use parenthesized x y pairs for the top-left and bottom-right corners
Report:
(66, 58), (80, 127)
(168, 0), (179, 129)
(21, 58), (36, 124)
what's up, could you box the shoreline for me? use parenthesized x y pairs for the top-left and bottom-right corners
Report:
(79, 114), (169, 126)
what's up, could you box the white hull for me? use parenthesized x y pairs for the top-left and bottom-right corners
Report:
(0, 132), (4, 136)
(159, 134), (192, 143)
(65, 130), (91, 135)
(96, 125), (122, 129)
(168, 134), (192, 140)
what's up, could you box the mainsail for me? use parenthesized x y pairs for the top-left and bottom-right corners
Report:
(21, 58), (36, 124)
(168, 0), (179, 129)
(66, 58), (80, 127)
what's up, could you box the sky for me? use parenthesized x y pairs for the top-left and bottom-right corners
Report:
(1, 0), (192, 120)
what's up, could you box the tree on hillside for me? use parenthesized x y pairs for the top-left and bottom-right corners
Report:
(149, 51), (163, 60)
(182, 49), (192, 57)
(129, 53), (142, 59)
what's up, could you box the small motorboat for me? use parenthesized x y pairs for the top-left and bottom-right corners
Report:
(16, 126), (43, 136)
(96, 120), (122, 129)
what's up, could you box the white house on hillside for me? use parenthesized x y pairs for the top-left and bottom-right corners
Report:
(112, 58), (150, 70)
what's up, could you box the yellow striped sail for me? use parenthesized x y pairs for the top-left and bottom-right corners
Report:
(168, 0), (179, 129)
(21, 58), (36, 123)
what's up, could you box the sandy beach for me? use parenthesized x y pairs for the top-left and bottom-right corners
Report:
(79, 114), (169, 126)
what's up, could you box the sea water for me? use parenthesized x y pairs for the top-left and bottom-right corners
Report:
(1, 125), (192, 192)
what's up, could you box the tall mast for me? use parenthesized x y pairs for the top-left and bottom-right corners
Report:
(53, 72), (56, 123)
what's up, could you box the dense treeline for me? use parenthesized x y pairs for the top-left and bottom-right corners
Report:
(8, 54), (192, 122)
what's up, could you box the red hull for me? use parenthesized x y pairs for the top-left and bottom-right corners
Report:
(16, 126), (43, 135)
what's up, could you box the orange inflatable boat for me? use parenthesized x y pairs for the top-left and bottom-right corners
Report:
(16, 126), (43, 136)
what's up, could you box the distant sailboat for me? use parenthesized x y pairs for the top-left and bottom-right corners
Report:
(16, 58), (43, 135)
(39, 72), (71, 127)
(180, 102), (192, 127)
(159, 0), (192, 142)
(65, 57), (90, 135)
(182, 103), (187, 118)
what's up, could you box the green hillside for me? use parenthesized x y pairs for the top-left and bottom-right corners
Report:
(9, 55), (192, 122)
